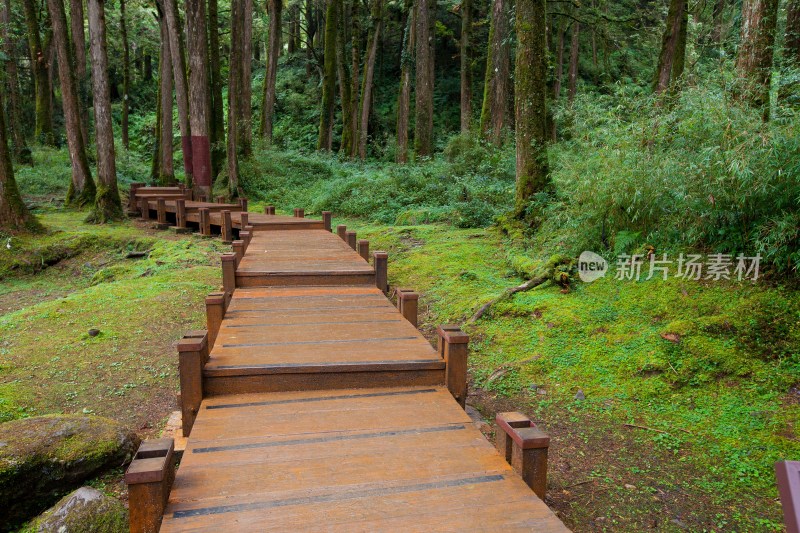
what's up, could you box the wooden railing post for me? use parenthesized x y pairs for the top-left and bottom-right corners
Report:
(397, 289), (419, 327)
(215, 195), (225, 204)
(175, 199), (186, 229)
(198, 194), (207, 203)
(322, 211), (332, 231)
(243, 225), (254, 249)
(177, 332), (207, 436)
(346, 231), (357, 250)
(205, 292), (225, 349)
(232, 240), (245, 267)
(240, 212), (249, 228)
(776, 461), (800, 533)
(139, 198), (150, 221)
(198, 207), (211, 236)
(221, 253), (236, 299)
(495, 412), (533, 463)
(495, 412), (550, 500)
(128, 182), (144, 213)
(373, 251), (388, 294)
(337, 224), (347, 241)
(156, 198), (168, 228)
(294, 208), (305, 218)
(357, 239), (370, 262)
(238, 197), (248, 212)
(221, 210), (233, 244)
(125, 438), (175, 533)
(438, 325), (468, 407)
(266, 205), (275, 215)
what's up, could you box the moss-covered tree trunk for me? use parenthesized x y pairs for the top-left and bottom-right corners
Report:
(260, 0), (282, 144)
(186, 0), (212, 197)
(48, 0), (96, 206)
(653, 0), (687, 94)
(157, 3), (175, 185)
(0, 86), (38, 231)
(22, 0), (55, 146)
(120, 0), (130, 149)
(317, 0), (338, 151)
(240, 0), (253, 157)
(460, 0), (472, 133)
(1, 0), (32, 165)
(358, 0), (382, 160)
(514, 0), (549, 216)
(163, 0), (192, 183)
(710, 0), (727, 46)
(337, 0), (355, 157)
(396, 0), (415, 163)
(226, 0), (243, 195)
(86, 0), (122, 222)
(735, 0), (779, 118)
(786, 0), (800, 64)
(568, 22), (580, 103)
(414, 0), (435, 157)
(479, 0), (510, 146)
(70, 0), (90, 147)
(207, 0), (225, 180)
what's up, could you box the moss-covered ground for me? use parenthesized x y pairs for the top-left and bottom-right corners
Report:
(2, 207), (797, 531)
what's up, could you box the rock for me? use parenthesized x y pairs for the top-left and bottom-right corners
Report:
(0, 414), (139, 527)
(28, 487), (127, 533)
(88, 329), (100, 337)
(575, 389), (586, 400)
(624, 483), (636, 490)
(537, 388), (547, 395)
(464, 405), (490, 432)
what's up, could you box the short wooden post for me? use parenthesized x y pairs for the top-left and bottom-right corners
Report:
(221, 210), (233, 244)
(125, 438), (175, 533)
(215, 195), (225, 204)
(232, 240), (245, 267)
(337, 224), (347, 241)
(238, 197), (248, 212)
(264, 205), (272, 215)
(266, 205), (275, 215)
(139, 197), (150, 220)
(374, 251), (388, 294)
(240, 231), (251, 253)
(156, 197), (167, 228)
(438, 325), (468, 407)
(177, 332), (207, 437)
(295, 208), (305, 218)
(183, 189), (192, 200)
(221, 253), (236, 298)
(243, 225), (254, 249)
(240, 212), (249, 228)
(198, 208), (211, 236)
(175, 199), (186, 228)
(198, 195), (207, 203)
(397, 289), (419, 327)
(322, 211), (332, 231)
(357, 239), (370, 262)
(776, 461), (800, 533)
(205, 292), (225, 349)
(128, 183), (144, 212)
(511, 427), (550, 500)
(495, 412), (533, 463)
(346, 231), (357, 250)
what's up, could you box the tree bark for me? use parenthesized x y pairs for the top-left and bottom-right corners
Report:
(207, 0), (225, 180)
(414, 0), (434, 156)
(396, 0), (415, 163)
(337, 0), (355, 157)
(48, 0), (96, 206)
(22, 0), (55, 145)
(514, 0), (549, 216)
(710, 0), (726, 46)
(0, 84), (37, 230)
(358, 0), (382, 159)
(785, 0), (800, 64)
(568, 21), (580, 103)
(69, 0), (90, 148)
(553, 19), (565, 98)
(240, 0), (253, 156)
(86, 0), (122, 221)
(157, 3), (174, 184)
(317, 0), (337, 151)
(1, 0), (32, 165)
(163, 0), (192, 182)
(735, 0), (779, 116)
(260, 0), (282, 143)
(348, 0), (361, 158)
(185, 0), (213, 196)
(460, 0), (472, 132)
(480, 0), (510, 145)
(227, 0), (243, 195)
(653, 0), (687, 94)
(120, 0), (130, 149)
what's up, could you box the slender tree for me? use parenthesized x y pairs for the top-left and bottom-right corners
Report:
(318, 0), (338, 151)
(22, 0), (55, 145)
(0, 85), (38, 230)
(156, 2), (174, 184)
(735, 0), (779, 117)
(785, 0), (800, 63)
(240, 0), (254, 156)
(185, 0), (213, 197)
(396, 0), (415, 163)
(568, 21), (580, 103)
(120, 0), (130, 149)
(227, 0), (243, 195)
(480, 0), (510, 145)
(70, 0), (90, 145)
(357, 0), (383, 159)
(414, 0), (435, 156)
(460, 0), (472, 132)
(553, 18), (565, 98)
(653, 0), (688, 94)
(260, 0), (282, 143)
(48, 0), (96, 205)
(163, 0), (192, 182)
(207, 0), (225, 179)
(1, 0), (32, 164)
(710, 0), (727, 46)
(514, 0), (549, 215)
(337, 0), (355, 157)
(86, 0), (122, 221)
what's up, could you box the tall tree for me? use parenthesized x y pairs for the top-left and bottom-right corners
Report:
(86, 0), (122, 221)
(785, 0), (800, 64)
(260, 0), (282, 143)
(48, 0), (96, 205)
(568, 21), (580, 103)
(735, 0), (779, 117)
(553, 18), (565, 98)
(460, 0), (472, 132)
(207, 0), (225, 179)
(514, 0), (549, 216)
(336, 0), (355, 157)
(163, 0), (193, 183)
(710, 0), (727, 46)
(155, 2), (174, 184)
(414, 0), (435, 156)
(70, 0), (90, 145)
(1, 0), (32, 164)
(22, 0), (55, 145)
(240, 0), (253, 156)
(185, 0), (213, 196)
(120, 0), (130, 149)
(0, 85), (38, 230)
(396, 0), (415, 163)
(318, 0), (338, 151)
(653, 0), (688, 94)
(357, 0), (383, 159)
(227, 0), (244, 195)
(480, 0), (510, 145)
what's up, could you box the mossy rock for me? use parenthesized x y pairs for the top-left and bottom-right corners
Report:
(23, 487), (127, 533)
(0, 414), (139, 528)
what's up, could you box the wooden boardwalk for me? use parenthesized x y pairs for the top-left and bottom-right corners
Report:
(124, 192), (568, 532)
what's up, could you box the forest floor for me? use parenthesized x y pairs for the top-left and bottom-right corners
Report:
(1, 209), (797, 532)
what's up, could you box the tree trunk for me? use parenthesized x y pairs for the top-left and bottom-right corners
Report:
(460, 0), (472, 132)
(710, 0), (726, 46)
(1, 0), (32, 165)
(358, 0), (382, 160)
(785, 0), (800, 64)
(185, 0), (213, 196)
(348, 0), (361, 158)
(305, 0), (316, 76)
(480, 0), (510, 145)
(261, 0), (282, 143)
(86, 0), (122, 221)
(207, 0), (225, 180)
(317, 0), (337, 151)
(414, 0), (435, 156)
(120, 0), (130, 149)
(22, 0), (55, 145)
(568, 21), (579, 103)
(48, 0), (96, 206)
(735, 0), (779, 116)
(0, 85), (37, 230)
(337, 0), (355, 157)
(653, 0), (687, 94)
(227, 0), (243, 195)
(69, 0), (90, 148)
(157, 4), (174, 184)
(553, 19), (565, 98)
(396, 0), (415, 163)
(240, 0), (253, 156)
(514, 0), (549, 216)
(163, 0), (193, 182)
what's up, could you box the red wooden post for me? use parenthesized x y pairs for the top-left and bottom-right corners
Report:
(128, 182), (144, 212)
(175, 199), (186, 228)
(357, 239), (370, 262)
(776, 461), (800, 533)
(511, 427), (550, 500)
(337, 224), (347, 241)
(156, 197), (167, 228)
(267, 205), (275, 215)
(198, 195), (207, 203)
(205, 292), (225, 349)
(232, 240), (245, 267)
(240, 212), (249, 228)
(322, 211), (332, 231)
(495, 412), (533, 463)
(346, 231), (357, 250)
(438, 325), (468, 407)
(125, 438), (175, 533)
(177, 332), (207, 436)
(221, 210), (233, 244)
(238, 197), (248, 212)
(243, 225), (254, 249)
(294, 208), (305, 218)
(374, 251), (388, 294)
(183, 189), (192, 200)
(221, 253), (236, 298)
(397, 289), (419, 327)
(198, 208), (211, 236)
(215, 195), (225, 204)
(240, 231), (251, 253)
(139, 197), (150, 220)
